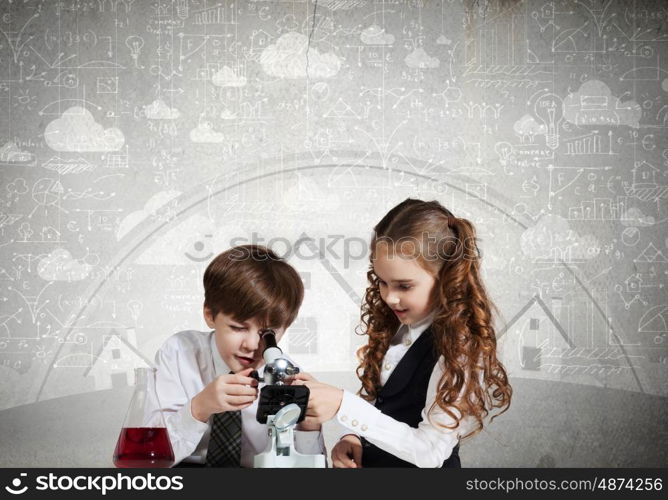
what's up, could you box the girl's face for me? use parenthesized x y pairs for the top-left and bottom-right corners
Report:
(373, 243), (436, 326)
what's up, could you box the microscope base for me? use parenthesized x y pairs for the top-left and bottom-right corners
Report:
(253, 451), (326, 468)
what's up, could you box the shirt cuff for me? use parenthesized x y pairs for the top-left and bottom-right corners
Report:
(294, 430), (326, 455)
(333, 420), (360, 443)
(173, 399), (210, 445)
(335, 390), (381, 437)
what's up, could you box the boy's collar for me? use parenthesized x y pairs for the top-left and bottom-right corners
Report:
(210, 331), (229, 375)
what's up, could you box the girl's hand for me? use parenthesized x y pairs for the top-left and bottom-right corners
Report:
(289, 373), (323, 430)
(191, 367), (258, 422)
(290, 372), (317, 383)
(331, 434), (362, 468)
(291, 378), (344, 425)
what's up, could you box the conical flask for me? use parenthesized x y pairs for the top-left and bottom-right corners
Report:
(113, 367), (175, 468)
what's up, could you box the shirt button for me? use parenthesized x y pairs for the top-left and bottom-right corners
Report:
(404, 337), (412, 346)
(351, 419), (358, 427)
(361, 424), (368, 431)
(384, 363), (393, 370)
(340, 415), (348, 422)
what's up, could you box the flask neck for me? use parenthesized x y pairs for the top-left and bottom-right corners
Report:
(133, 367), (156, 389)
(121, 367), (164, 429)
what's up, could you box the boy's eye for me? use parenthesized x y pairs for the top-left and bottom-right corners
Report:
(229, 325), (247, 331)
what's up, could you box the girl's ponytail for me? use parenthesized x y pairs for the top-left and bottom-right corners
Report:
(433, 213), (512, 436)
(444, 215), (480, 272)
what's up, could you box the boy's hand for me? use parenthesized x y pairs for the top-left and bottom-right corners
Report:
(331, 434), (362, 468)
(191, 367), (259, 423)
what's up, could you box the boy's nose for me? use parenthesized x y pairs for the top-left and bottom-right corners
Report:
(243, 330), (262, 351)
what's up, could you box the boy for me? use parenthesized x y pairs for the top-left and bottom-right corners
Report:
(153, 245), (324, 467)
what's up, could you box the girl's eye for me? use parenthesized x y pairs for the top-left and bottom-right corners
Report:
(399, 284), (412, 290)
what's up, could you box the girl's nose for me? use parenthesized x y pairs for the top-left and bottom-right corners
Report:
(385, 291), (400, 306)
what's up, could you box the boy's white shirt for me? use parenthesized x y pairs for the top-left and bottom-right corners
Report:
(153, 330), (325, 467)
(335, 315), (478, 468)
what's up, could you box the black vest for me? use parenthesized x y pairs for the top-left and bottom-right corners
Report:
(360, 326), (461, 468)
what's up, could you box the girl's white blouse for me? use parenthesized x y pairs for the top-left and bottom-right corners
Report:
(335, 314), (477, 467)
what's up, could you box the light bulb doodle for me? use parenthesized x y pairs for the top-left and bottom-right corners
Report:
(125, 35), (145, 69)
(534, 93), (564, 151)
(494, 141), (515, 174)
(127, 300), (143, 324)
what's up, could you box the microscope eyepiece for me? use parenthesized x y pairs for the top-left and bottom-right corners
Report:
(260, 328), (283, 375)
(259, 328), (298, 385)
(260, 329), (279, 350)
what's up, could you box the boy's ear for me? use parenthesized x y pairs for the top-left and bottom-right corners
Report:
(203, 305), (215, 328)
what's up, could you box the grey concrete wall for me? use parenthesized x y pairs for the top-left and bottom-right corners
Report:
(0, 0), (666, 466)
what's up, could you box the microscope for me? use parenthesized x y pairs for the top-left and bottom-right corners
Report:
(251, 329), (326, 468)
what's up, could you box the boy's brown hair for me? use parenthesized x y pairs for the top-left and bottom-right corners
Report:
(203, 245), (303, 328)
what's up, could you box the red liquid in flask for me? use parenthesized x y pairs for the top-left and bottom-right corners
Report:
(113, 427), (175, 468)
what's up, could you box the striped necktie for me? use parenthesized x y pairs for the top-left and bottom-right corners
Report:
(205, 409), (242, 467)
(205, 370), (242, 467)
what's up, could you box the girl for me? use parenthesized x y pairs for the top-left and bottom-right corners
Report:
(292, 198), (512, 468)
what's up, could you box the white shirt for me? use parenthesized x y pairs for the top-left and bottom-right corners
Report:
(153, 330), (325, 467)
(335, 316), (477, 468)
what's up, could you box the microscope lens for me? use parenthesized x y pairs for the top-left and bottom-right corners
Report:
(262, 330), (278, 349)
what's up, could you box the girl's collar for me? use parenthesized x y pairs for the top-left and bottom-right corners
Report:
(396, 311), (435, 344)
(409, 311), (435, 330)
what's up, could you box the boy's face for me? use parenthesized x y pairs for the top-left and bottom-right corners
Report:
(204, 307), (286, 373)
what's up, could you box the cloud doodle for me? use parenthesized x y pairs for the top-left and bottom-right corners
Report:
(44, 106), (125, 152)
(563, 80), (642, 128)
(144, 99), (181, 120)
(360, 24), (395, 45)
(190, 122), (225, 143)
(38, 248), (92, 281)
(521, 215), (600, 261)
(514, 114), (547, 139)
(116, 190), (182, 240)
(260, 32), (342, 79)
(212, 66), (247, 87)
(0, 142), (34, 164)
(621, 207), (655, 227)
(404, 47), (440, 68)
